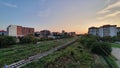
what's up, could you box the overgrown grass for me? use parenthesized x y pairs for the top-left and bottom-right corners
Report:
(111, 43), (120, 48)
(104, 56), (119, 68)
(22, 42), (93, 68)
(0, 38), (73, 67)
(92, 55), (109, 68)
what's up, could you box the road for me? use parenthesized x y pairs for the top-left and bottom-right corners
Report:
(6, 39), (77, 68)
(112, 48), (120, 68)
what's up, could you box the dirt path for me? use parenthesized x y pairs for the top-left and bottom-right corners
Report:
(112, 48), (120, 68)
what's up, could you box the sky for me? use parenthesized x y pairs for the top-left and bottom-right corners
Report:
(0, 0), (120, 34)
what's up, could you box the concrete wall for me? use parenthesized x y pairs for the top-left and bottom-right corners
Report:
(98, 27), (103, 37)
(89, 29), (98, 36)
(8, 25), (17, 36)
(7, 25), (34, 37)
(110, 26), (117, 37)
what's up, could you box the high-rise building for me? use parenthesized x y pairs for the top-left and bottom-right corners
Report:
(88, 25), (118, 37)
(7, 25), (34, 37)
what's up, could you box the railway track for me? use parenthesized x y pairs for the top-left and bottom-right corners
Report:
(6, 39), (77, 68)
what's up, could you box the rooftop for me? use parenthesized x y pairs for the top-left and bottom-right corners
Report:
(0, 30), (6, 32)
(89, 27), (98, 29)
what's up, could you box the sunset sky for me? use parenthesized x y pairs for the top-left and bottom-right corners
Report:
(0, 0), (120, 34)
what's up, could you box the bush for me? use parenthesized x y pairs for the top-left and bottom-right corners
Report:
(78, 37), (97, 49)
(100, 36), (113, 42)
(19, 35), (37, 44)
(0, 36), (16, 48)
(78, 37), (87, 45)
(112, 36), (120, 42)
(91, 42), (112, 56)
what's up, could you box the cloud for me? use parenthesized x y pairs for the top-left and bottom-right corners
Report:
(97, 11), (120, 20)
(105, 0), (111, 5)
(1, 2), (17, 8)
(38, 8), (51, 17)
(97, 0), (120, 20)
(97, 0), (120, 14)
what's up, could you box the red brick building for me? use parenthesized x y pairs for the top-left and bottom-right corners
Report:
(7, 25), (34, 37)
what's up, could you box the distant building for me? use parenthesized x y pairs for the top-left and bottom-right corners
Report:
(61, 30), (66, 35)
(0, 30), (7, 36)
(88, 25), (118, 37)
(51, 32), (60, 36)
(7, 25), (34, 37)
(34, 32), (40, 37)
(22, 27), (34, 36)
(88, 27), (98, 36)
(51, 32), (61, 39)
(100, 25), (117, 37)
(68, 32), (76, 36)
(40, 30), (51, 38)
(117, 27), (120, 32)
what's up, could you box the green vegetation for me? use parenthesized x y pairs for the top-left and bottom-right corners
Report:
(19, 34), (37, 44)
(98, 35), (120, 43)
(93, 55), (109, 68)
(78, 35), (112, 56)
(0, 35), (16, 48)
(0, 38), (73, 67)
(111, 43), (120, 48)
(22, 42), (93, 68)
(91, 42), (112, 56)
(78, 35), (119, 68)
(100, 36), (114, 42)
(78, 37), (97, 49)
(103, 56), (119, 68)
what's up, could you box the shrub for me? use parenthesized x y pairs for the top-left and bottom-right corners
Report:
(78, 37), (87, 45)
(100, 36), (113, 42)
(19, 35), (37, 44)
(0, 36), (16, 48)
(91, 42), (112, 56)
(78, 37), (97, 49)
(112, 36), (120, 42)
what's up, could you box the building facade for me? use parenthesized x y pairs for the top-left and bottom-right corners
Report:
(68, 32), (76, 37)
(40, 30), (51, 38)
(117, 27), (120, 32)
(88, 25), (118, 37)
(7, 25), (34, 37)
(88, 27), (98, 36)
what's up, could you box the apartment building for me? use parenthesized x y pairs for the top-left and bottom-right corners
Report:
(88, 25), (118, 37)
(88, 27), (98, 36)
(7, 25), (34, 37)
